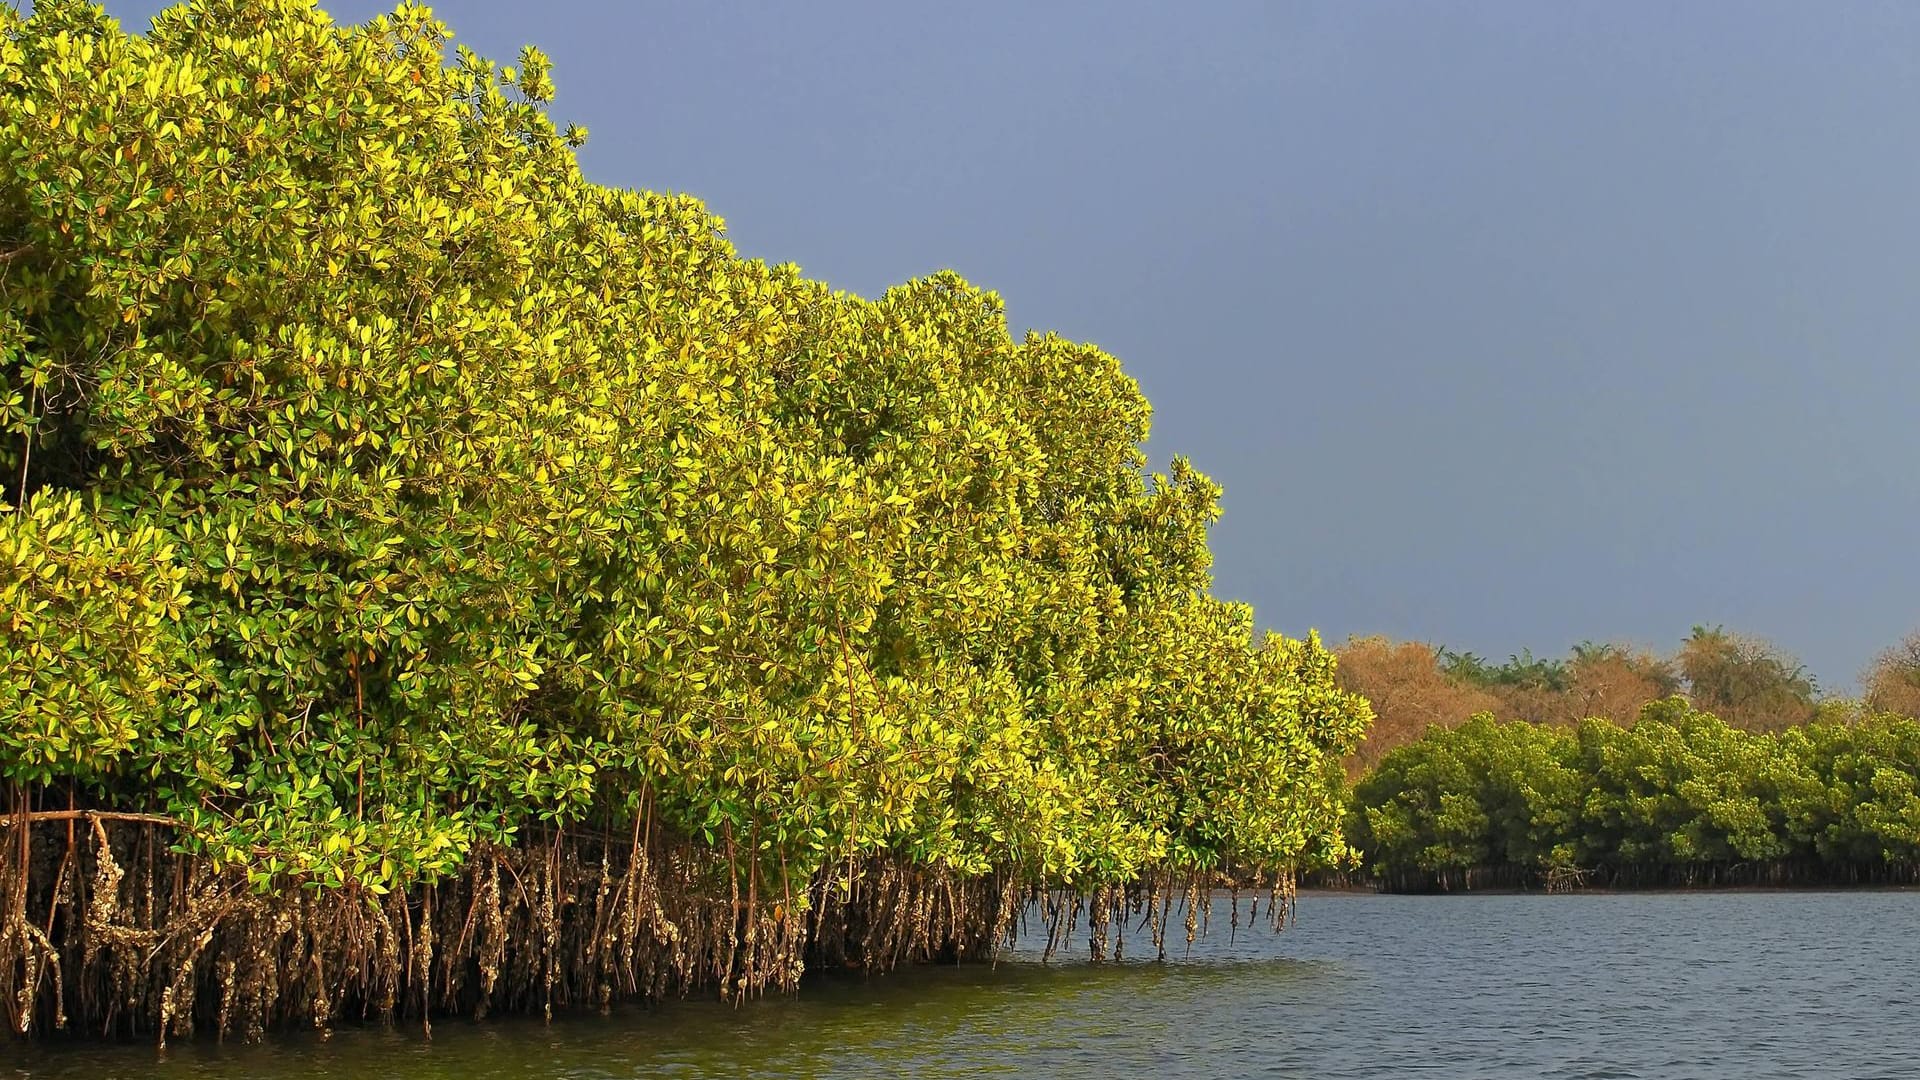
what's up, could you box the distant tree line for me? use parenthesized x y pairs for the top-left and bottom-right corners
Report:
(1346, 701), (1920, 891)
(1334, 626), (1920, 771)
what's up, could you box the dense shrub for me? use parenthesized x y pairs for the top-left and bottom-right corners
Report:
(1349, 700), (1920, 889)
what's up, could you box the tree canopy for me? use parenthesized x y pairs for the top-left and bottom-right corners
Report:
(0, 0), (1368, 900)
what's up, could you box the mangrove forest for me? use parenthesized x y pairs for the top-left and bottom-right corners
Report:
(1348, 701), (1920, 891)
(0, 0), (1372, 1041)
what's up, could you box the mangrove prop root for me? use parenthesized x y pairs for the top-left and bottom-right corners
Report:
(2, 816), (1298, 1040)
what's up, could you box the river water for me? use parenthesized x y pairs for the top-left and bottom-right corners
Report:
(9, 890), (1918, 1078)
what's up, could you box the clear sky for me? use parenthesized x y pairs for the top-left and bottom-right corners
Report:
(79, 0), (1920, 690)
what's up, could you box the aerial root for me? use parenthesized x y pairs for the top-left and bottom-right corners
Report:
(2, 812), (1297, 1039)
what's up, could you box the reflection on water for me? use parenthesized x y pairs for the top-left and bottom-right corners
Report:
(10, 891), (1919, 1079)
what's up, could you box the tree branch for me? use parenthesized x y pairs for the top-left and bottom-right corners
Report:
(0, 809), (185, 830)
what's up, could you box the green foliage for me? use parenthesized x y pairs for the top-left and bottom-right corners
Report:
(0, 0), (1369, 896)
(0, 491), (193, 786)
(1350, 698), (1920, 881)
(1351, 713), (1581, 874)
(1436, 648), (1570, 692)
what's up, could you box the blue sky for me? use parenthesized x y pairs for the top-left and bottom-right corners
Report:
(78, 1), (1920, 689)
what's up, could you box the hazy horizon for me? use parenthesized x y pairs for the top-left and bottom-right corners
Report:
(74, 0), (1920, 691)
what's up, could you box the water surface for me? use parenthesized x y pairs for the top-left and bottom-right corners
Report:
(10, 891), (1918, 1078)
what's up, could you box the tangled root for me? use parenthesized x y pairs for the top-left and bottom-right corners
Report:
(0, 808), (1299, 1041)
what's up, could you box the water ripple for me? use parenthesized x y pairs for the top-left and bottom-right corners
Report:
(10, 890), (1920, 1079)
